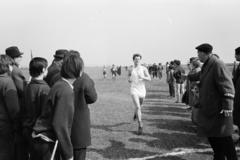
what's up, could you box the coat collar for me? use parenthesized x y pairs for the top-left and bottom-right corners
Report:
(200, 54), (216, 81)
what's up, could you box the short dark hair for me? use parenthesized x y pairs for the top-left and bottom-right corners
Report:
(191, 59), (201, 68)
(174, 60), (181, 66)
(61, 53), (83, 79)
(0, 55), (14, 74)
(132, 53), (142, 60)
(29, 57), (48, 77)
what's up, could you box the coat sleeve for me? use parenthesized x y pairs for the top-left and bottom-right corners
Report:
(12, 68), (26, 98)
(214, 61), (235, 110)
(5, 80), (20, 123)
(188, 71), (201, 82)
(84, 75), (97, 104)
(52, 90), (74, 159)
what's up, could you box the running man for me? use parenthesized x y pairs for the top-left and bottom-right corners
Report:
(128, 53), (151, 135)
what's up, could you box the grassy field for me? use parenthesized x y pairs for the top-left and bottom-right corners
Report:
(81, 67), (239, 160)
(22, 66), (239, 160)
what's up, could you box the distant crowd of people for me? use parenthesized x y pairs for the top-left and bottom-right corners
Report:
(0, 46), (97, 160)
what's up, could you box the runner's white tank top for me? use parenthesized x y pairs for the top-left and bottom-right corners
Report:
(130, 65), (146, 98)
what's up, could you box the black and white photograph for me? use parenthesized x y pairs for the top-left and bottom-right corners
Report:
(0, 0), (240, 159)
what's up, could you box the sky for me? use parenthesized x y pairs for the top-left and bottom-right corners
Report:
(0, 0), (240, 67)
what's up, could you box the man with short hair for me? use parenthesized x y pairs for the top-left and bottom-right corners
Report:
(189, 43), (237, 160)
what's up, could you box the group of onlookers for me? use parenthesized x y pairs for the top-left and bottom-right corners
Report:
(148, 63), (164, 79)
(0, 46), (97, 160)
(183, 43), (238, 160)
(166, 59), (186, 103)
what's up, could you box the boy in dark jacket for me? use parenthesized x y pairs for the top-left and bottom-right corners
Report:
(22, 57), (49, 160)
(33, 52), (83, 160)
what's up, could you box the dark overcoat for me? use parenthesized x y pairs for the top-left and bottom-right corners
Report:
(71, 72), (97, 148)
(197, 55), (235, 137)
(0, 73), (20, 134)
(0, 73), (20, 160)
(232, 63), (240, 129)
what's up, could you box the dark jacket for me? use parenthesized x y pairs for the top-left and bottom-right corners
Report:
(44, 61), (62, 87)
(0, 73), (20, 135)
(173, 65), (185, 84)
(232, 62), (240, 128)
(189, 55), (235, 137)
(33, 79), (75, 159)
(71, 73), (97, 148)
(22, 79), (50, 133)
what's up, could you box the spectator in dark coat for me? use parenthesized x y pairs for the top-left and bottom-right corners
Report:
(72, 70), (97, 160)
(44, 49), (69, 87)
(33, 52), (83, 160)
(5, 46), (28, 160)
(233, 47), (240, 130)
(189, 43), (237, 160)
(0, 55), (20, 160)
(22, 57), (50, 160)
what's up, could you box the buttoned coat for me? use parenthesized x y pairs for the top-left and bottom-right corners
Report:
(71, 72), (97, 148)
(196, 55), (235, 137)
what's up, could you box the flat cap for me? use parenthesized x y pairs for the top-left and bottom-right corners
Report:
(195, 43), (213, 53)
(54, 49), (69, 59)
(235, 47), (240, 55)
(5, 46), (23, 58)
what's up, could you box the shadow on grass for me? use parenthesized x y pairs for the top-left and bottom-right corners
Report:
(89, 140), (158, 159)
(148, 156), (186, 160)
(144, 118), (196, 134)
(91, 122), (131, 132)
(143, 106), (190, 118)
(129, 131), (205, 150)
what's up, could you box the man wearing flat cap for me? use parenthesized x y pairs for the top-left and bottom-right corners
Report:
(5, 46), (28, 160)
(44, 49), (69, 87)
(188, 43), (237, 160)
(232, 47), (240, 136)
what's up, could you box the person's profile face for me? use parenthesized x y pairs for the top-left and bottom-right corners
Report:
(235, 54), (240, 61)
(197, 51), (205, 63)
(133, 56), (141, 65)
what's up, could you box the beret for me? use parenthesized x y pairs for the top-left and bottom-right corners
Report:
(195, 43), (213, 53)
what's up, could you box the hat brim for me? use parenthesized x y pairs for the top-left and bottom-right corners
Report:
(54, 55), (64, 59)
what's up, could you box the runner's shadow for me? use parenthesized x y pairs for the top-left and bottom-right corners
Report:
(89, 140), (158, 159)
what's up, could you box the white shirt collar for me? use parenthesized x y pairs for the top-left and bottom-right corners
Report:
(61, 77), (74, 90)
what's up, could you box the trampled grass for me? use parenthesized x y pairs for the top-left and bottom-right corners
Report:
(86, 69), (227, 160)
(22, 66), (239, 160)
